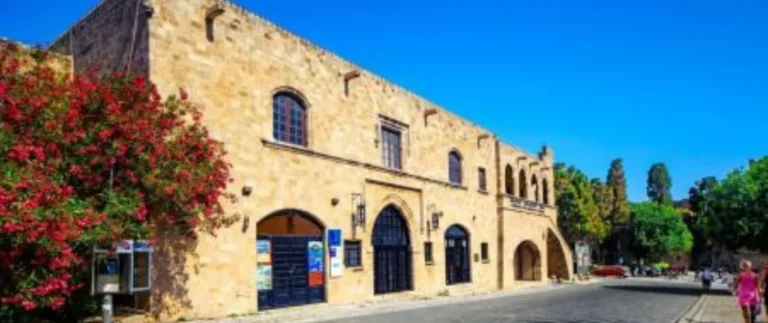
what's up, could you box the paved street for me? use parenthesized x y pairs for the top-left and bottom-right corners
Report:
(329, 280), (702, 323)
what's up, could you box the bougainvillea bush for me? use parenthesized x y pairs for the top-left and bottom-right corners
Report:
(0, 43), (233, 320)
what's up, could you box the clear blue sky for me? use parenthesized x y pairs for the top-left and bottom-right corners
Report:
(1, 0), (766, 202)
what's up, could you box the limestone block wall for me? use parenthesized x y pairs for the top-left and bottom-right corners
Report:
(50, 0), (150, 75)
(142, 0), (501, 319)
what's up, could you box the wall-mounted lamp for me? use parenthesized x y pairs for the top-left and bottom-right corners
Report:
(242, 185), (253, 197)
(351, 193), (366, 230)
(431, 211), (443, 230)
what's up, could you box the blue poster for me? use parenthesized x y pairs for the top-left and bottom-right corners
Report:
(307, 241), (324, 272)
(328, 229), (342, 247)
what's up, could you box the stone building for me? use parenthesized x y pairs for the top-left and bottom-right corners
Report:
(47, 0), (572, 320)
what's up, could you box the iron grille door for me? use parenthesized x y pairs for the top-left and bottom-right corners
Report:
(372, 206), (412, 294)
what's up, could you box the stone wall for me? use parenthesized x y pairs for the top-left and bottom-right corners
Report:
(49, 0), (150, 75)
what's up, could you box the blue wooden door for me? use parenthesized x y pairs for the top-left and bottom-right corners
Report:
(258, 235), (324, 309)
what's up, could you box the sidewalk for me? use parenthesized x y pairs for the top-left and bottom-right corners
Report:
(678, 292), (756, 323)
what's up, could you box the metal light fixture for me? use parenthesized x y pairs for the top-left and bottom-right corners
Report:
(431, 211), (442, 230)
(351, 193), (366, 229)
(242, 185), (253, 197)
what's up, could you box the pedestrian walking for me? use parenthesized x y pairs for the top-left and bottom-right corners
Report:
(701, 266), (713, 294)
(734, 261), (760, 323)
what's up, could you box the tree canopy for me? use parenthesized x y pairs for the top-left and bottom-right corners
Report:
(697, 158), (768, 252)
(0, 44), (233, 319)
(647, 163), (673, 205)
(554, 163), (608, 245)
(629, 202), (693, 258)
(606, 158), (630, 227)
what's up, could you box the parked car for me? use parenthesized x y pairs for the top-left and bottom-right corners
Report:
(619, 266), (632, 279)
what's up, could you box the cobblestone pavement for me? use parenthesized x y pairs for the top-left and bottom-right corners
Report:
(328, 280), (701, 323)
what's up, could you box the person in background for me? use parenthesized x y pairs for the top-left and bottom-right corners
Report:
(734, 260), (760, 323)
(701, 266), (713, 293)
(759, 263), (768, 322)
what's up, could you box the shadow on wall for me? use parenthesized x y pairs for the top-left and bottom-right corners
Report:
(149, 229), (199, 320)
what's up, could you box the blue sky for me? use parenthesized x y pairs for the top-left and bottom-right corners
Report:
(1, 0), (766, 201)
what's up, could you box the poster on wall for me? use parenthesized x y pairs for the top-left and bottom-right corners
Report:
(328, 228), (343, 278)
(256, 265), (272, 291)
(256, 239), (272, 291)
(257, 240), (271, 264)
(307, 241), (324, 287)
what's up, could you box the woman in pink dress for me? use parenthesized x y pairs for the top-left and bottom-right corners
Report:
(734, 261), (760, 323)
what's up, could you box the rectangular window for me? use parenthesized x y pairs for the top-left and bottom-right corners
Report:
(478, 167), (487, 191)
(424, 242), (433, 263)
(381, 127), (402, 170)
(481, 242), (489, 262)
(344, 240), (362, 267)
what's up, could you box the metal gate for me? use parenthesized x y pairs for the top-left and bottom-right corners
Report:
(258, 235), (324, 309)
(372, 205), (412, 294)
(445, 225), (470, 285)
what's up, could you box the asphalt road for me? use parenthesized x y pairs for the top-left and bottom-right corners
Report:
(329, 279), (702, 323)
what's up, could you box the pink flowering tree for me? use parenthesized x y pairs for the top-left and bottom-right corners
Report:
(0, 43), (233, 320)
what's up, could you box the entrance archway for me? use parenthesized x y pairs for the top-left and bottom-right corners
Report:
(514, 241), (541, 281)
(256, 210), (325, 309)
(445, 224), (471, 285)
(372, 205), (412, 294)
(547, 229), (570, 280)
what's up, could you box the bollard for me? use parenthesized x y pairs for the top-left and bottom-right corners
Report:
(102, 294), (113, 323)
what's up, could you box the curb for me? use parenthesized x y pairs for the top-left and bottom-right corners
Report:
(675, 294), (708, 323)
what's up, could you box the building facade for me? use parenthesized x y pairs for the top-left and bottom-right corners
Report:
(49, 0), (573, 320)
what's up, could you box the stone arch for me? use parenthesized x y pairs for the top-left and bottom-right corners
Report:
(271, 86), (311, 107)
(257, 208), (325, 235)
(547, 228), (570, 280)
(504, 164), (514, 195)
(531, 174), (540, 203)
(377, 194), (416, 231)
(542, 177), (550, 205)
(518, 169), (528, 199)
(514, 240), (541, 281)
(256, 209), (326, 309)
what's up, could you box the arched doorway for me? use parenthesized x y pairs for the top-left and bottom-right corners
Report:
(547, 229), (570, 280)
(514, 241), (541, 281)
(257, 210), (325, 309)
(445, 225), (471, 285)
(372, 205), (412, 294)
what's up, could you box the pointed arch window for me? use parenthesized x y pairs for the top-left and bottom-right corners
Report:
(543, 178), (550, 205)
(532, 174), (540, 202)
(273, 92), (307, 146)
(518, 169), (528, 199)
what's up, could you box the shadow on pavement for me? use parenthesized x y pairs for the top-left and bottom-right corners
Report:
(601, 284), (731, 296)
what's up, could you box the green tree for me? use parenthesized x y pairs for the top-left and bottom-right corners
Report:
(554, 163), (608, 245)
(591, 178), (614, 232)
(606, 158), (630, 226)
(629, 202), (693, 259)
(689, 176), (718, 216)
(699, 158), (768, 252)
(647, 163), (673, 205)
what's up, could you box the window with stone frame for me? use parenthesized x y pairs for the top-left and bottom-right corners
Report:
(273, 92), (307, 146)
(449, 151), (462, 185)
(344, 240), (362, 267)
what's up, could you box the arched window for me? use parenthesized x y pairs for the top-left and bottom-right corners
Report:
(531, 174), (540, 203)
(518, 169), (527, 199)
(273, 92), (307, 146)
(543, 178), (550, 205)
(504, 164), (514, 195)
(448, 151), (462, 185)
